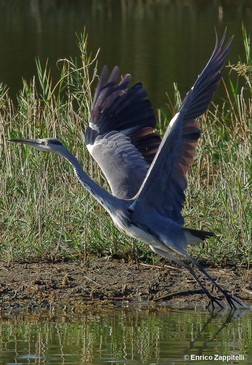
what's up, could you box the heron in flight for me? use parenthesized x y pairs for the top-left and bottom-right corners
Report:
(10, 30), (243, 309)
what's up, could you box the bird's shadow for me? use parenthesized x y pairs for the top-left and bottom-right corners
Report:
(154, 288), (205, 302)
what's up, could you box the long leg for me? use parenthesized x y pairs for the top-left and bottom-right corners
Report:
(152, 247), (224, 309)
(178, 259), (224, 309)
(187, 255), (244, 309)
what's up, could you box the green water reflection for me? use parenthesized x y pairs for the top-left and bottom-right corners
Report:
(0, 308), (252, 364)
(0, 0), (252, 109)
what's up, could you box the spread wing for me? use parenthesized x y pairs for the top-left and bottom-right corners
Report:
(85, 66), (161, 199)
(133, 30), (233, 224)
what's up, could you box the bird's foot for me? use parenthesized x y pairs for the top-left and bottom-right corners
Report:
(207, 291), (245, 310)
(207, 295), (224, 310)
(223, 291), (245, 309)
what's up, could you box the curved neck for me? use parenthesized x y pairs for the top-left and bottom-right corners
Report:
(58, 147), (120, 214)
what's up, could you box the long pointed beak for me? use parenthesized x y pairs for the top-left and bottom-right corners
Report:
(9, 138), (50, 152)
(9, 138), (38, 146)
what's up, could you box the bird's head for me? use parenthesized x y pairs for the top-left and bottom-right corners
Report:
(9, 138), (65, 154)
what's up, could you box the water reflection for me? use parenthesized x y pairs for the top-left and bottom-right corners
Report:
(0, 0), (251, 109)
(0, 308), (252, 364)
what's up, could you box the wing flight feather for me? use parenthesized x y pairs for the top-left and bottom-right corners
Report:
(133, 30), (233, 224)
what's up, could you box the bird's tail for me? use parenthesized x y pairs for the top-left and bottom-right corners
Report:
(184, 228), (214, 245)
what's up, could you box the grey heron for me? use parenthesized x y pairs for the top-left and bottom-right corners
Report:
(10, 30), (244, 309)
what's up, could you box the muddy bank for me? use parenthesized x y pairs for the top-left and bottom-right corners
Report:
(0, 257), (251, 313)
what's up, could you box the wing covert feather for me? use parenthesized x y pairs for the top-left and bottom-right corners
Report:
(89, 131), (149, 199)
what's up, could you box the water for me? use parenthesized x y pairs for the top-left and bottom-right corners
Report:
(0, 308), (252, 365)
(0, 0), (252, 109)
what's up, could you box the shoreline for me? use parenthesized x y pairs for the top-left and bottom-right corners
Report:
(0, 257), (251, 314)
